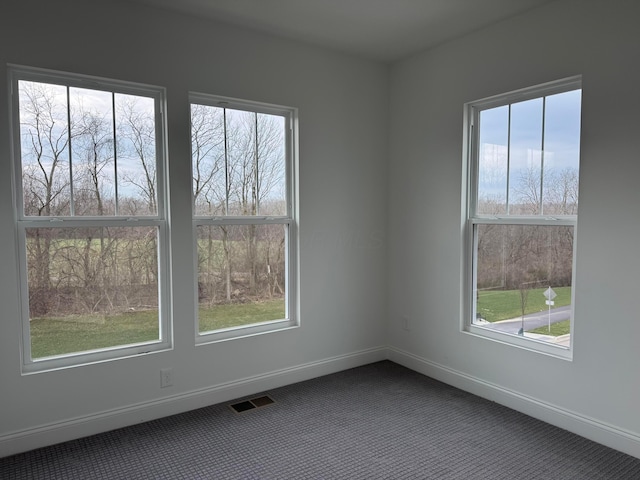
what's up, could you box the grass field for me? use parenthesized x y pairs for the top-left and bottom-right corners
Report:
(477, 286), (572, 323)
(30, 299), (285, 359)
(198, 300), (285, 332)
(31, 287), (570, 358)
(528, 319), (571, 336)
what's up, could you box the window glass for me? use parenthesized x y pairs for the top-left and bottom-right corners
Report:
(12, 67), (169, 370)
(191, 94), (297, 340)
(541, 90), (582, 215)
(467, 77), (581, 352)
(19, 81), (72, 217)
(26, 226), (160, 358)
(477, 105), (508, 215)
(474, 224), (574, 343)
(197, 224), (286, 333)
(509, 98), (543, 215)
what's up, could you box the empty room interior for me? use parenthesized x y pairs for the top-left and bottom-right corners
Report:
(1, 0), (640, 470)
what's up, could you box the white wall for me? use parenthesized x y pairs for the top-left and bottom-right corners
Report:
(0, 0), (389, 455)
(4, 0), (640, 461)
(388, 0), (640, 457)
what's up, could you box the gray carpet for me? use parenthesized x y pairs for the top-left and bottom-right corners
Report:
(1, 361), (639, 479)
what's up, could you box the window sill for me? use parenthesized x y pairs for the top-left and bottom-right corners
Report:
(464, 323), (573, 361)
(196, 318), (298, 345)
(22, 341), (173, 375)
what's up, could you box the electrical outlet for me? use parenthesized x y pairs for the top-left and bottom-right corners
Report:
(160, 367), (173, 388)
(402, 316), (410, 331)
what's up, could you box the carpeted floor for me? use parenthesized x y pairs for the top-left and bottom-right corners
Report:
(2, 361), (639, 479)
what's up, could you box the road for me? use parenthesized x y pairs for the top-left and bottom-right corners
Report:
(479, 305), (571, 335)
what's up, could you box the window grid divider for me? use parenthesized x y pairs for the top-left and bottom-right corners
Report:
(464, 76), (582, 357)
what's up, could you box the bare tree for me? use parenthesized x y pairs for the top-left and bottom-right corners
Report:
(71, 95), (116, 216)
(191, 104), (232, 301)
(19, 81), (71, 217)
(20, 83), (162, 320)
(227, 112), (285, 295)
(115, 96), (159, 291)
(191, 103), (225, 214)
(545, 167), (579, 215)
(19, 82), (72, 315)
(192, 106), (287, 303)
(116, 96), (157, 214)
(512, 164), (579, 216)
(513, 164), (542, 214)
(476, 165), (578, 291)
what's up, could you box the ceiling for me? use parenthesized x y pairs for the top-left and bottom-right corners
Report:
(130, 0), (557, 62)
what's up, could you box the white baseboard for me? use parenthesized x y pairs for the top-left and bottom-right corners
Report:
(386, 346), (640, 460)
(0, 346), (387, 458)
(4, 346), (639, 461)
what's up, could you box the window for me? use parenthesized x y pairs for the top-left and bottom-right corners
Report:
(190, 94), (298, 342)
(464, 77), (582, 355)
(10, 66), (170, 371)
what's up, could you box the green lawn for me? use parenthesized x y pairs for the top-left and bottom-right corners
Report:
(30, 310), (159, 358)
(198, 299), (285, 332)
(30, 299), (285, 359)
(477, 286), (571, 323)
(32, 286), (569, 358)
(528, 319), (571, 336)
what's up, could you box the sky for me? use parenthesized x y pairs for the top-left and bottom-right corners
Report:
(19, 80), (158, 215)
(477, 88), (582, 213)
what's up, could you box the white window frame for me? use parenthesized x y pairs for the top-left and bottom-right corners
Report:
(190, 93), (299, 344)
(9, 65), (172, 373)
(463, 76), (581, 359)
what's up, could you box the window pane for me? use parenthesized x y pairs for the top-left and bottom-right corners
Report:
(70, 87), (116, 216)
(192, 106), (287, 217)
(18, 81), (158, 218)
(191, 104), (227, 216)
(114, 94), (158, 216)
(26, 226), (160, 358)
(256, 113), (286, 216)
(509, 98), (543, 215)
(227, 109), (259, 215)
(478, 105), (508, 215)
(542, 90), (581, 215)
(18, 81), (71, 217)
(474, 223), (573, 345)
(197, 224), (286, 333)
